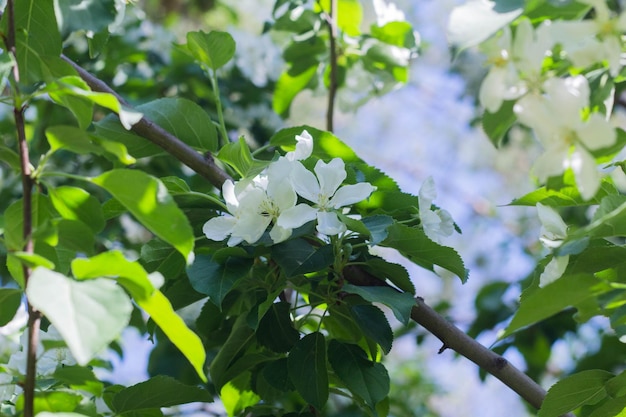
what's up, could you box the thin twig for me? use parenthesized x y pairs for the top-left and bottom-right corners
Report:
(61, 55), (232, 189)
(324, 0), (339, 132)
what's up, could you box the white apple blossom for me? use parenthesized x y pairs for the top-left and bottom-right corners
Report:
(536, 203), (569, 287)
(479, 19), (552, 113)
(418, 176), (454, 244)
(550, 0), (626, 76)
(514, 75), (616, 200)
(278, 158), (376, 236)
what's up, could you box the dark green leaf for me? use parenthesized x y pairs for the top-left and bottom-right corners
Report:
(56, 219), (95, 255)
(91, 169), (194, 262)
(0, 145), (22, 171)
(381, 223), (467, 283)
(210, 316), (256, 390)
(362, 257), (414, 294)
(361, 215), (394, 245)
(588, 396), (626, 417)
(606, 369), (626, 398)
(262, 358), (294, 392)
(271, 239), (334, 277)
(257, 302), (301, 353)
(328, 340), (389, 408)
(288, 332), (328, 409)
(538, 370), (613, 417)
(342, 284), (414, 325)
(0, 288), (22, 326)
(55, 0), (116, 37)
(187, 31), (236, 70)
(186, 254), (252, 307)
(111, 375), (212, 412)
(482, 100), (516, 147)
(349, 304), (393, 354)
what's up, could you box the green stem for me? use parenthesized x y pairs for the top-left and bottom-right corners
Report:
(209, 67), (229, 147)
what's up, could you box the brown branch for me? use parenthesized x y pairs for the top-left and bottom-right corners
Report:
(61, 55), (232, 189)
(324, 0), (339, 132)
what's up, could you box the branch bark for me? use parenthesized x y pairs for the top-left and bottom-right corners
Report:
(66, 54), (560, 414)
(323, 0), (339, 132)
(61, 55), (232, 189)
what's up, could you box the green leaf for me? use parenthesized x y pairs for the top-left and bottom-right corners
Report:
(4, 0), (62, 83)
(273, 65), (318, 117)
(4, 195), (56, 251)
(71, 250), (154, 301)
(0, 288), (22, 326)
(271, 239), (334, 277)
(269, 125), (360, 162)
(342, 284), (414, 325)
(8, 251), (55, 270)
(381, 223), (467, 282)
(55, 0), (116, 37)
(221, 380), (261, 417)
(45, 125), (136, 165)
(49, 186), (105, 234)
(316, 0), (362, 36)
(349, 304), (393, 354)
(95, 97), (218, 156)
(91, 169), (194, 262)
(606, 370), (626, 398)
(257, 302), (301, 353)
(327, 340), (389, 408)
(53, 365), (103, 396)
(588, 396), (626, 417)
(26, 268), (132, 365)
(482, 100), (516, 147)
(210, 316), (256, 390)
(362, 257), (414, 294)
(262, 358), (294, 392)
(288, 332), (328, 409)
(217, 137), (269, 178)
(111, 375), (212, 412)
(30, 391), (82, 413)
(371, 21), (417, 49)
(187, 31), (236, 70)
(447, 0), (523, 51)
(509, 178), (615, 206)
(538, 370), (614, 417)
(56, 219), (95, 255)
(138, 290), (207, 382)
(502, 274), (611, 338)
(361, 215), (394, 245)
(0, 145), (22, 171)
(186, 254), (252, 308)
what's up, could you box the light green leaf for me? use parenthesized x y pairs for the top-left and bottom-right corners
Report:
(49, 186), (105, 234)
(111, 375), (212, 412)
(447, 0), (523, 51)
(187, 31), (236, 70)
(257, 302), (301, 353)
(273, 65), (318, 117)
(137, 290), (207, 382)
(221, 380), (260, 417)
(4, 195), (56, 251)
(91, 169), (194, 262)
(288, 332), (328, 409)
(381, 223), (467, 282)
(502, 274), (611, 338)
(349, 304), (393, 354)
(186, 254), (252, 308)
(36, 413), (90, 417)
(538, 370), (613, 417)
(26, 268), (132, 365)
(217, 136), (269, 178)
(371, 21), (417, 49)
(9, 251), (55, 270)
(53, 365), (104, 396)
(71, 250), (154, 301)
(0, 288), (22, 326)
(29, 391), (82, 413)
(328, 340), (389, 408)
(95, 98), (217, 156)
(0, 145), (22, 171)
(342, 284), (414, 325)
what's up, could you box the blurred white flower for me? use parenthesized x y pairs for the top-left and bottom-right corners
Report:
(231, 30), (283, 87)
(536, 203), (569, 287)
(479, 19), (552, 113)
(418, 176), (454, 244)
(6, 326), (76, 377)
(373, 0), (406, 26)
(514, 76), (616, 200)
(278, 158), (376, 236)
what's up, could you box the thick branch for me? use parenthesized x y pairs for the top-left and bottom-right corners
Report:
(411, 298), (573, 417)
(61, 55), (232, 189)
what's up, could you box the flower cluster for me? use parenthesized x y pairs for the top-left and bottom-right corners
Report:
(479, 10), (621, 200)
(203, 131), (377, 246)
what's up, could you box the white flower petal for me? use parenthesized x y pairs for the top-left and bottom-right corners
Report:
(222, 180), (239, 211)
(277, 204), (318, 229)
(569, 148), (600, 200)
(315, 158), (347, 198)
(532, 142), (569, 181)
(316, 211), (346, 235)
(232, 212), (271, 245)
(290, 161), (320, 203)
(577, 113), (616, 150)
(544, 76), (589, 125)
(539, 255), (569, 288)
(203, 216), (237, 241)
(329, 183), (376, 209)
(479, 67), (509, 113)
(267, 177), (297, 211)
(537, 202), (567, 243)
(269, 224), (292, 243)
(420, 210), (444, 243)
(287, 130), (314, 161)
